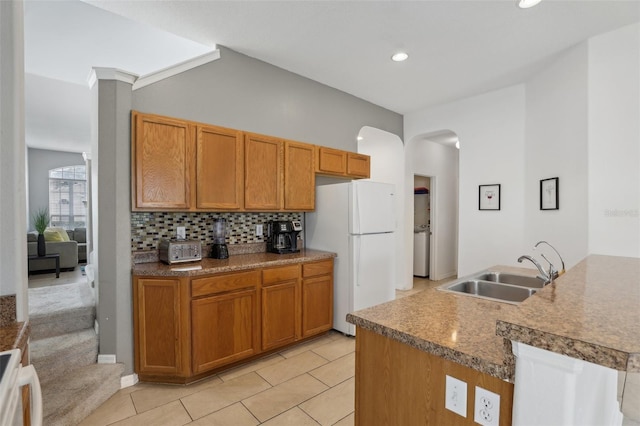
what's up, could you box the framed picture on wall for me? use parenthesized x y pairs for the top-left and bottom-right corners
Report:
(479, 184), (501, 211)
(540, 177), (559, 210)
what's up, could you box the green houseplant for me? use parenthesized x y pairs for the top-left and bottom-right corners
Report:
(32, 207), (49, 257)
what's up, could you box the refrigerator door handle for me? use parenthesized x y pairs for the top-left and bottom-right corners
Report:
(355, 236), (361, 287)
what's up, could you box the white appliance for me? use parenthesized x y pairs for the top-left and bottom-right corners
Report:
(305, 181), (396, 335)
(0, 349), (43, 426)
(413, 226), (430, 277)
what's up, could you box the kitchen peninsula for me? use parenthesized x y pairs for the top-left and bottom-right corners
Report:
(132, 249), (335, 384)
(347, 255), (640, 425)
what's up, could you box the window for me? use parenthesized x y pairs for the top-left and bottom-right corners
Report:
(49, 165), (87, 229)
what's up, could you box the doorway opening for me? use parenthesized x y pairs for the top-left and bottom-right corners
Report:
(408, 129), (459, 283)
(413, 175), (432, 279)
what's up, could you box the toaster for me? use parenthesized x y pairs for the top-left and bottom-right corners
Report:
(158, 239), (202, 264)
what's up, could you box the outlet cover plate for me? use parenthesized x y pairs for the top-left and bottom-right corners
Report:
(445, 375), (467, 418)
(177, 226), (186, 239)
(474, 386), (500, 426)
(256, 224), (263, 236)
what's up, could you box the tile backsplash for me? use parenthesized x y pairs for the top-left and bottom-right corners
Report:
(131, 212), (302, 251)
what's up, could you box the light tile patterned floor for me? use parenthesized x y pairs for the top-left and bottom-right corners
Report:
(78, 277), (441, 426)
(79, 332), (353, 426)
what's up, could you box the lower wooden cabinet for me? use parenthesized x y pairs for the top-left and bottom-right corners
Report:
(192, 287), (259, 374)
(133, 258), (334, 383)
(302, 260), (334, 337)
(133, 277), (189, 377)
(261, 264), (301, 351)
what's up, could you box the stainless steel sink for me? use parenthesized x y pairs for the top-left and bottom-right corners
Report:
(472, 272), (545, 289)
(438, 270), (544, 304)
(441, 280), (537, 304)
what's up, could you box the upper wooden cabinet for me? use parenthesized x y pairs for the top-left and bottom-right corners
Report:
(132, 112), (195, 210)
(196, 124), (244, 210)
(316, 146), (346, 176)
(244, 133), (283, 210)
(284, 140), (315, 211)
(132, 110), (368, 211)
(316, 146), (370, 179)
(347, 153), (371, 178)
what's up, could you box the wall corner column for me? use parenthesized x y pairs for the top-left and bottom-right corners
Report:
(0, 0), (28, 319)
(89, 68), (135, 374)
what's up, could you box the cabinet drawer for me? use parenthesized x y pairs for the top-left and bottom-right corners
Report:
(303, 259), (333, 278)
(192, 270), (260, 298)
(263, 264), (300, 286)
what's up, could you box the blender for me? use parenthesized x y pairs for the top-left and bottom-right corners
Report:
(211, 218), (229, 259)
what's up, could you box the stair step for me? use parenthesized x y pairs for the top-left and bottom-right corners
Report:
(41, 363), (124, 426)
(31, 329), (98, 383)
(28, 282), (95, 339)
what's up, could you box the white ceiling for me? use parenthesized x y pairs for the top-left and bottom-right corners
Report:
(25, 0), (640, 153)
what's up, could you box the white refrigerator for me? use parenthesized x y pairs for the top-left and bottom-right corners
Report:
(305, 181), (396, 335)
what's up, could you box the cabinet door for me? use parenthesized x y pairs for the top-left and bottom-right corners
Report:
(301, 275), (334, 337)
(301, 260), (334, 338)
(134, 277), (184, 375)
(262, 281), (299, 351)
(196, 125), (244, 210)
(132, 112), (195, 210)
(244, 133), (282, 210)
(192, 288), (259, 374)
(347, 153), (371, 179)
(316, 146), (347, 176)
(284, 140), (315, 211)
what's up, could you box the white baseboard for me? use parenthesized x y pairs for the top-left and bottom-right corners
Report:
(98, 354), (116, 364)
(435, 271), (457, 281)
(121, 373), (139, 389)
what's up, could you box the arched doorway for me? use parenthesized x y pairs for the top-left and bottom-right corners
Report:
(406, 130), (459, 283)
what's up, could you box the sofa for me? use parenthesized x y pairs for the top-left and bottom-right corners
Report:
(66, 228), (87, 263)
(27, 227), (87, 273)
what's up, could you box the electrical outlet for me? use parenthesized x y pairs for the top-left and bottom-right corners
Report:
(474, 386), (500, 426)
(445, 375), (467, 418)
(256, 224), (263, 237)
(176, 226), (186, 239)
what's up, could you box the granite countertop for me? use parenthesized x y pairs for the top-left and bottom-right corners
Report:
(132, 249), (336, 277)
(347, 255), (640, 380)
(0, 321), (30, 353)
(497, 255), (640, 372)
(347, 265), (533, 380)
(0, 295), (30, 354)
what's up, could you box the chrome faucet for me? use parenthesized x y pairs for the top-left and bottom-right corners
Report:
(534, 241), (566, 276)
(517, 255), (552, 284)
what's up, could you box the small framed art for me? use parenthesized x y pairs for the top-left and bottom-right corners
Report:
(479, 184), (501, 211)
(540, 177), (559, 210)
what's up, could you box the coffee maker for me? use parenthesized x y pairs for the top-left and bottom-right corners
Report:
(211, 218), (229, 259)
(266, 220), (302, 254)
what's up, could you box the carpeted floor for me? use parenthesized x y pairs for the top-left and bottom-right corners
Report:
(28, 281), (95, 318)
(28, 264), (87, 288)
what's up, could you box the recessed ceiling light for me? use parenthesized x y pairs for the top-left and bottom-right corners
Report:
(518, 0), (542, 9)
(391, 52), (409, 62)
